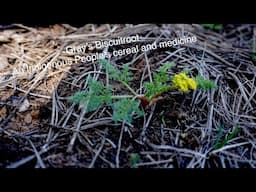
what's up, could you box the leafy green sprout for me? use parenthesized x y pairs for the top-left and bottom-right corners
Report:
(251, 35), (256, 61)
(201, 24), (223, 30)
(70, 77), (112, 112)
(69, 59), (217, 124)
(144, 62), (175, 100)
(69, 59), (143, 124)
(112, 98), (143, 124)
(100, 59), (132, 84)
(130, 153), (140, 168)
(194, 75), (217, 90)
(214, 123), (241, 150)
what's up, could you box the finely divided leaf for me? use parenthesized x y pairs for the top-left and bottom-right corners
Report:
(112, 98), (143, 124)
(69, 77), (112, 112)
(99, 59), (121, 81)
(144, 62), (175, 99)
(194, 75), (217, 90)
(99, 59), (132, 83)
(159, 62), (176, 73)
(120, 64), (132, 83)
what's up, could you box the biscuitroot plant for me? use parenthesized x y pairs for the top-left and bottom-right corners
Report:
(69, 59), (217, 124)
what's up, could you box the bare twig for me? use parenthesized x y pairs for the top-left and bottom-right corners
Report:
(116, 123), (125, 168)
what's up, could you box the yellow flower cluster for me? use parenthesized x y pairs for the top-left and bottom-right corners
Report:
(172, 72), (197, 92)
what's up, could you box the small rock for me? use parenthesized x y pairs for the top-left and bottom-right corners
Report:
(24, 113), (32, 124)
(19, 99), (30, 112)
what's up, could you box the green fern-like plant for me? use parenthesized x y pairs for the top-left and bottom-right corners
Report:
(194, 75), (217, 90)
(99, 59), (132, 83)
(201, 24), (223, 30)
(70, 59), (218, 125)
(144, 62), (175, 100)
(112, 98), (143, 124)
(99, 58), (121, 81)
(214, 124), (241, 150)
(120, 64), (133, 83)
(69, 77), (112, 112)
(130, 153), (140, 168)
(70, 60), (143, 124)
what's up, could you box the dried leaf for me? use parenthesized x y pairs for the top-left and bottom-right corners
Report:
(51, 24), (66, 36)
(31, 109), (40, 118)
(0, 106), (7, 118)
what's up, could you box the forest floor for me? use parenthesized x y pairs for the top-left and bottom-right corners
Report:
(0, 24), (256, 168)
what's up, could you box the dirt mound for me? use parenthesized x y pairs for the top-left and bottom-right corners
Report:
(0, 24), (256, 168)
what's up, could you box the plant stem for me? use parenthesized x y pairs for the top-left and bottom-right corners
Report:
(111, 95), (134, 99)
(148, 85), (176, 100)
(120, 80), (138, 96)
(111, 94), (144, 99)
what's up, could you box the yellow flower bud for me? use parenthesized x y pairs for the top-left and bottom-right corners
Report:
(172, 72), (197, 92)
